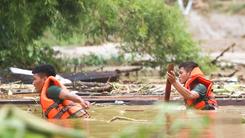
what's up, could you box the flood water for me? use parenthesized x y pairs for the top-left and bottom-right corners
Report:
(12, 104), (245, 138)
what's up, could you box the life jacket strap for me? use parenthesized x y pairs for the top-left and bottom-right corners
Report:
(45, 102), (59, 118)
(201, 97), (217, 110)
(69, 109), (88, 118)
(184, 98), (201, 109)
(53, 102), (77, 119)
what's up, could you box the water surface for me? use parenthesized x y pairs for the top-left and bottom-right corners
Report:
(13, 104), (245, 138)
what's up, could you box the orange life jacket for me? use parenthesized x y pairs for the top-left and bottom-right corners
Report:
(183, 67), (218, 110)
(40, 76), (89, 119)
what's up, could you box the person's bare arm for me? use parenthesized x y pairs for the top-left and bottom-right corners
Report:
(167, 70), (199, 100)
(59, 89), (90, 110)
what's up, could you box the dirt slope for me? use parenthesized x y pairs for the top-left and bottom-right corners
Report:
(187, 11), (245, 53)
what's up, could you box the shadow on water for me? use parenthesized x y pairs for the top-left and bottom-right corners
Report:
(4, 103), (245, 138)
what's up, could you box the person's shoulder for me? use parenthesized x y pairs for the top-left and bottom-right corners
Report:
(47, 85), (62, 92)
(47, 85), (63, 98)
(196, 83), (205, 87)
(49, 85), (62, 89)
(196, 83), (207, 91)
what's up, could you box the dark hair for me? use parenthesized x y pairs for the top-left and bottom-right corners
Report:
(32, 64), (56, 77)
(179, 61), (199, 72)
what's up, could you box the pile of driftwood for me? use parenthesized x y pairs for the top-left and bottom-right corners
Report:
(210, 74), (245, 98)
(0, 80), (165, 98)
(65, 81), (162, 96)
(212, 82), (245, 98)
(208, 43), (245, 98)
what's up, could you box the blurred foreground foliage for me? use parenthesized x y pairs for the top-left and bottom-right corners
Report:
(0, 0), (213, 74)
(0, 105), (86, 138)
(0, 103), (211, 138)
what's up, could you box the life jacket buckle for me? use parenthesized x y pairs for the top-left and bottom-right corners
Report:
(56, 106), (60, 111)
(206, 103), (216, 110)
(61, 108), (67, 112)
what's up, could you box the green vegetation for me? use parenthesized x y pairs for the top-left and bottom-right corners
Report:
(79, 53), (136, 67)
(57, 53), (136, 73)
(0, 0), (213, 74)
(112, 1), (202, 75)
(0, 0), (88, 70)
(40, 30), (87, 46)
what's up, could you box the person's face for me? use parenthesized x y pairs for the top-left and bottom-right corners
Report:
(178, 67), (191, 84)
(32, 73), (47, 93)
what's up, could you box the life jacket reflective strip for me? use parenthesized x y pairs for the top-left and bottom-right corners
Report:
(40, 76), (89, 119)
(183, 67), (218, 110)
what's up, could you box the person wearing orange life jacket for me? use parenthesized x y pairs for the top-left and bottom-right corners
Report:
(32, 64), (90, 119)
(167, 61), (218, 110)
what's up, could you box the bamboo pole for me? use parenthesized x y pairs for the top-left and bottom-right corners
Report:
(165, 63), (174, 102)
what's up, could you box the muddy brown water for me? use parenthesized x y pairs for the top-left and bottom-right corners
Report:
(8, 104), (245, 138)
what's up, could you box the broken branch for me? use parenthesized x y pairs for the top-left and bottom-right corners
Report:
(211, 43), (236, 64)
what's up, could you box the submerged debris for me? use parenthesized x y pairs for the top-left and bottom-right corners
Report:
(108, 116), (147, 122)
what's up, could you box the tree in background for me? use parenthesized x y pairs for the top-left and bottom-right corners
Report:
(0, 0), (90, 70)
(84, 0), (209, 74)
(0, 0), (211, 74)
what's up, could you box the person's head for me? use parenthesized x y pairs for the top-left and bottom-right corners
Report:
(32, 64), (56, 92)
(178, 61), (199, 84)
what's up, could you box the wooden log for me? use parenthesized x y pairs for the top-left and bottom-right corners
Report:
(0, 92), (39, 95)
(83, 85), (112, 92)
(0, 94), (40, 99)
(165, 63), (174, 102)
(115, 67), (143, 73)
(65, 81), (107, 87)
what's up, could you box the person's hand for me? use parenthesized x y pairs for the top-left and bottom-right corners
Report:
(166, 70), (176, 84)
(80, 100), (90, 110)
